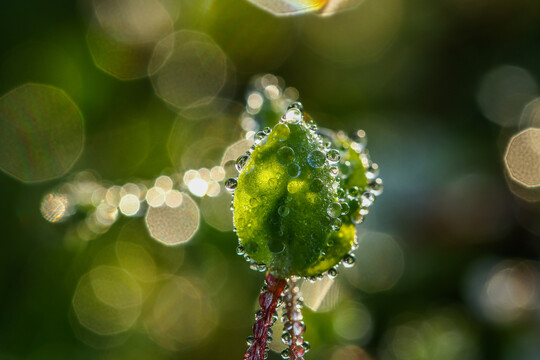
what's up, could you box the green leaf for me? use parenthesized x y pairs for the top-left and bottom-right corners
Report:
(232, 110), (364, 278)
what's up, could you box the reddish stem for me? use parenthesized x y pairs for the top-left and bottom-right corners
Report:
(243, 273), (287, 360)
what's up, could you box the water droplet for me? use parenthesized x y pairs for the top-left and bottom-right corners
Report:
(327, 202), (342, 218)
(287, 164), (301, 178)
(273, 123), (290, 142)
(307, 150), (326, 168)
(293, 321), (305, 336)
(350, 129), (367, 152)
(236, 245), (245, 255)
(257, 263), (267, 272)
(262, 126), (272, 135)
(283, 320), (293, 331)
(302, 341), (310, 353)
(278, 205), (290, 217)
(246, 335), (254, 346)
(329, 166), (339, 177)
(225, 177), (237, 191)
(235, 155), (249, 172)
(255, 309), (262, 320)
(337, 188), (345, 198)
(310, 178), (324, 192)
(366, 163), (379, 180)
(351, 211), (364, 224)
(359, 207), (370, 216)
(268, 237), (285, 254)
(361, 191), (375, 207)
(343, 253), (356, 268)
(328, 268), (338, 279)
(331, 218), (342, 231)
(327, 149), (341, 163)
(254, 131), (267, 145)
(284, 108), (303, 124)
(277, 146), (295, 165)
(348, 186), (359, 198)
(287, 101), (303, 112)
(281, 332), (292, 345)
(369, 178), (384, 196)
(291, 310), (303, 321)
(281, 349), (290, 359)
(340, 202), (350, 215)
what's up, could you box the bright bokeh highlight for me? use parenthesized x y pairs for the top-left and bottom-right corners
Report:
(505, 128), (540, 188)
(40, 193), (70, 223)
(145, 192), (200, 245)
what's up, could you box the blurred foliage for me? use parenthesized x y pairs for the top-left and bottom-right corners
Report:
(1, 0), (540, 359)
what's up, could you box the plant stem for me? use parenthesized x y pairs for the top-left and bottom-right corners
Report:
(243, 273), (287, 360)
(282, 279), (307, 360)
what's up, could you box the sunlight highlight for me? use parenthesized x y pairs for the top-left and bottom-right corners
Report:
(40, 193), (70, 223)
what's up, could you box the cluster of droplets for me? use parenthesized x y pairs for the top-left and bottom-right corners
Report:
(228, 123), (275, 273)
(227, 99), (384, 281)
(314, 128), (383, 281)
(323, 129), (383, 228)
(240, 74), (300, 139)
(236, 244), (268, 273)
(280, 280), (309, 360)
(300, 252), (356, 286)
(244, 273), (288, 360)
(228, 111), (285, 272)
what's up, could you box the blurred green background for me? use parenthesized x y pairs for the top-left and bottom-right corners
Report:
(1, 0), (540, 359)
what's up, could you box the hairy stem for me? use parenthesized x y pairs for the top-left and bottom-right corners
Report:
(243, 273), (287, 360)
